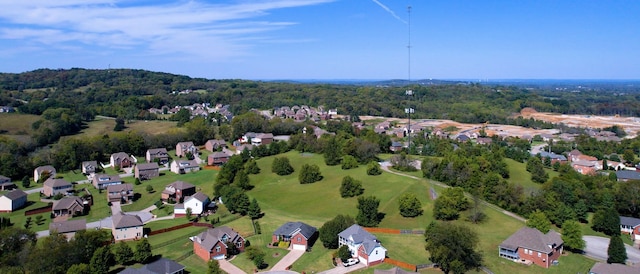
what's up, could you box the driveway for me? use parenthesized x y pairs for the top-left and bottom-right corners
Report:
(271, 249), (305, 271)
(110, 201), (121, 214)
(583, 236), (640, 264)
(317, 260), (366, 274)
(219, 259), (246, 274)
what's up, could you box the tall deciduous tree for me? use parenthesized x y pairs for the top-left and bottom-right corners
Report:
(272, 157), (294, 175)
(561, 220), (585, 251)
(433, 187), (469, 221)
(135, 238), (153, 264)
(114, 241), (134, 265)
(340, 176), (364, 198)
(319, 215), (355, 249)
(341, 155), (359, 170)
(527, 210), (551, 233)
(366, 161), (382, 175)
(89, 246), (113, 274)
(356, 196), (381, 227)
(607, 234), (627, 264)
(591, 208), (620, 236)
(324, 136), (342, 166)
(526, 157), (548, 184)
(299, 164), (322, 184)
(398, 193), (423, 217)
(424, 222), (483, 274)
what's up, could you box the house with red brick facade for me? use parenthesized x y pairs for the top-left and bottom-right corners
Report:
(620, 216), (640, 241)
(499, 227), (563, 268)
(193, 226), (245, 261)
(272, 221), (317, 251)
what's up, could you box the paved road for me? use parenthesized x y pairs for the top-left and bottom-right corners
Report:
(219, 259), (247, 274)
(583, 236), (640, 264)
(271, 249), (305, 271)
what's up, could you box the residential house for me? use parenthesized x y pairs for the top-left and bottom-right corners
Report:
(241, 132), (258, 144)
(234, 144), (254, 155)
(498, 227), (563, 268)
(205, 139), (227, 152)
(476, 137), (493, 145)
(170, 159), (200, 174)
(52, 196), (85, 217)
(112, 212), (144, 241)
(81, 161), (98, 175)
(251, 133), (274, 146)
(193, 226), (246, 261)
(162, 181), (196, 203)
(272, 221), (317, 251)
(134, 163), (159, 180)
(571, 160), (598, 175)
(49, 219), (86, 240)
(374, 267), (418, 274)
(589, 262), (640, 274)
(34, 165), (56, 182)
(338, 224), (387, 266)
(0, 189), (27, 212)
(0, 175), (16, 191)
(604, 160), (626, 171)
(93, 174), (123, 190)
(455, 134), (471, 142)
(107, 184), (135, 203)
(389, 142), (404, 152)
(120, 257), (185, 274)
(208, 151), (231, 166)
(110, 152), (133, 169)
(175, 141), (197, 158)
(146, 148), (169, 164)
(43, 178), (73, 197)
(616, 170), (640, 182)
(537, 151), (568, 164)
(567, 149), (598, 163)
(174, 192), (210, 217)
(620, 216), (640, 241)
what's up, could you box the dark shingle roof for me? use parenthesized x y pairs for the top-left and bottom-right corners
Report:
(49, 219), (86, 234)
(273, 222), (317, 240)
(620, 216), (640, 227)
(3, 189), (27, 200)
(499, 227), (563, 253)
(338, 224), (384, 254)
(590, 262), (640, 274)
(107, 183), (134, 193)
(52, 196), (83, 211)
(195, 226), (242, 251)
(44, 178), (72, 188)
(112, 212), (143, 228)
(167, 181), (195, 190)
(616, 170), (640, 181)
(188, 192), (209, 203)
(136, 163), (159, 170)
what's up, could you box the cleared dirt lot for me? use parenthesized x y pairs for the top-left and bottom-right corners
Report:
(520, 108), (640, 137)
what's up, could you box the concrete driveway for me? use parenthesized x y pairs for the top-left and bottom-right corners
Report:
(317, 261), (366, 274)
(219, 259), (247, 274)
(271, 249), (305, 271)
(583, 236), (640, 264)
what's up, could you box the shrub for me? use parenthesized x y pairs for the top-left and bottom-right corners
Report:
(340, 176), (364, 198)
(272, 157), (294, 175)
(341, 155), (359, 170)
(299, 164), (322, 184)
(366, 161), (382, 175)
(278, 241), (290, 248)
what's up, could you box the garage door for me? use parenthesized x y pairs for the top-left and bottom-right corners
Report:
(292, 244), (306, 251)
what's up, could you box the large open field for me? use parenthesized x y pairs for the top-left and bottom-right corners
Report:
(76, 116), (184, 138)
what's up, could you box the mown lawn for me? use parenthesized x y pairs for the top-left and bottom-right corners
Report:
(505, 158), (559, 194)
(0, 113), (41, 135)
(75, 117), (184, 138)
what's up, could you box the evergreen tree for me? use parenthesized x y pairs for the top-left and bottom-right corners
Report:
(527, 157), (548, 183)
(561, 220), (585, 251)
(356, 196), (381, 227)
(21, 175), (30, 188)
(607, 234), (627, 264)
(135, 238), (153, 264)
(248, 198), (262, 219)
(89, 246), (113, 274)
(234, 170), (252, 190)
(113, 241), (134, 265)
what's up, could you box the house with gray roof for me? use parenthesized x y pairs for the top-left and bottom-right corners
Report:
(49, 219), (86, 240)
(34, 165), (56, 183)
(52, 196), (85, 217)
(620, 216), (640, 241)
(81, 161), (98, 175)
(175, 141), (197, 158)
(107, 183), (135, 203)
(616, 170), (640, 182)
(174, 192), (210, 217)
(162, 181), (196, 203)
(193, 226), (245, 261)
(272, 221), (318, 251)
(0, 175), (16, 191)
(110, 152), (133, 169)
(43, 178), (73, 197)
(0, 189), (27, 212)
(537, 151), (568, 163)
(338, 224), (386, 266)
(134, 163), (159, 180)
(120, 257), (185, 274)
(93, 174), (122, 190)
(589, 262), (640, 274)
(499, 227), (563, 268)
(146, 148), (169, 165)
(112, 212), (144, 241)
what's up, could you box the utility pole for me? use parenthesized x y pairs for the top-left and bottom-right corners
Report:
(405, 5), (413, 153)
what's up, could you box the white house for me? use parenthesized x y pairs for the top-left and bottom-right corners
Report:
(174, 192), (210, 217)
(170, 159), (200, 174)
(0, 189), (28, 212)
(338, 224), (387, 266)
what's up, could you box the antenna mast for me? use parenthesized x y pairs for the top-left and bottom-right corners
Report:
(405, 5), (413, 153)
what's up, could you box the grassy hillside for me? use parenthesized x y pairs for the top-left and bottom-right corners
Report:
(505, 158), (560, 194)
(76, 117), (184, 138)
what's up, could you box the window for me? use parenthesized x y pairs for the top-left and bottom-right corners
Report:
(237, 241), (243, 248)
(538, 252), (541, 257)
(297, 237), (301, 242)
(524, 248), (528, 254)
(215, 246), (221, 252)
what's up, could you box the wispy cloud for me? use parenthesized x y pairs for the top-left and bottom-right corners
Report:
(0, 0), (335, 60)
(370, 0), (407, 24)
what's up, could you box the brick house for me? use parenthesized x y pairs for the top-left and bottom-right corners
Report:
(146, 148), (169, 165)
(193, 226), (245, 261)
(176, 142), (197, 158)
(52, 196), (85, 217)
(110, 152), (133, 169)
(272, 221), (318, 251)
(620, 216), (640, 241)
(205, 139), (227, 152)
(338, 224), (387, 266)
(161, 181), (196, 203)
(134, 163), (159, 180)
(499, 227), (563, 268)
(43, 178), (73, 197)
(107, 183), (135, 203)
(207, 151), (231, 166)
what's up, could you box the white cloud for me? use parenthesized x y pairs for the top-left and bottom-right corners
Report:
(0, 0), (335, 59)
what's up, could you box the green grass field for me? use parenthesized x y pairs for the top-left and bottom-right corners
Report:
(76, 117), (184, 138)
(505, 158), (559, 194)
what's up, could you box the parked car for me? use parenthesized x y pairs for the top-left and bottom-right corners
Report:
(343, 258), (359, 267)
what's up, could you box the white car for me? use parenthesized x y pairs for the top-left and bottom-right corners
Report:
(343, 258), (359, 267)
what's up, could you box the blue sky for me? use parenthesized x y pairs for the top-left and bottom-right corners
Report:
(0, 0), (638, 80)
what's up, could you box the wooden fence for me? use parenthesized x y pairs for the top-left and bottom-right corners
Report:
(148, 222), (214, 236)
(384, 258), (417, 271)
(24, 204), (52, 216)
(363, 227), (401, 234)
